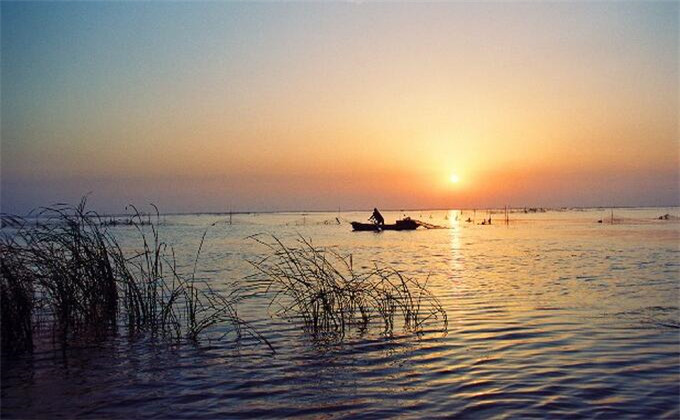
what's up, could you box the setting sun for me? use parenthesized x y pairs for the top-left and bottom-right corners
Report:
(449, 174), (460, 184)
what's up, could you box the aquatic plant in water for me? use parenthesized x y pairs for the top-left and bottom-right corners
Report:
(248, 235), (448, 341)
(0, 199), (268, 356)
(1, 201), (119, 349)
(0, 236), (35, 355)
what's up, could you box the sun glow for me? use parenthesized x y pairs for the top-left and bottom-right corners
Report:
(449, 174), (460, 184)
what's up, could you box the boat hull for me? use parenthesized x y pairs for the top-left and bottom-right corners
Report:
(351, 219), (419, 232)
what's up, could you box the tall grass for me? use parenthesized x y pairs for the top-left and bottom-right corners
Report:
(1, 200), (447, 355)
(110, 207), (266, 344)
(1, 232), (34, 354)
(248, 235), (447, 340)
(1, 200), (118, 346)
(0, 199), (268, 356)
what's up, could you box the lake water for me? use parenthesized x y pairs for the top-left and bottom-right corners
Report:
(2, 207), (679, 418)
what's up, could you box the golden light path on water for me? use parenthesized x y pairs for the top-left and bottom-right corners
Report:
(449, 210), (464, 274)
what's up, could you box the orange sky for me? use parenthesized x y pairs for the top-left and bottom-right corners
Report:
(2, 2), (678, 213)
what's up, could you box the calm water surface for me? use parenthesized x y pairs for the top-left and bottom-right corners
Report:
(3, 208), (679, 418)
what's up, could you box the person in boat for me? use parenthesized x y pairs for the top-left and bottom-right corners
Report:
(369, 208), (385, 226)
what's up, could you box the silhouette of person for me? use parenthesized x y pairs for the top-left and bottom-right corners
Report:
(369, 208), (385, 226)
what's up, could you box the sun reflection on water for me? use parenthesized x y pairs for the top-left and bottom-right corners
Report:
(448, 210), (463, 275)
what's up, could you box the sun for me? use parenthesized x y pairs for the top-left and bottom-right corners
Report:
(449, 173), (460, 184)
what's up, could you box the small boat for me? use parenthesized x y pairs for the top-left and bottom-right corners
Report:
(351, 218), (419, 232)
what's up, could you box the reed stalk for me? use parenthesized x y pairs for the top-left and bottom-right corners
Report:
(248, 235), (447, 341)
(0, 199), (268, 356)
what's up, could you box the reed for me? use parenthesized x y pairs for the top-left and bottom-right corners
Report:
(248, 235), (447, 340)
(1, 199), (118, 346)
(0, 199), (268, 355)
(1, 234), (35, 355)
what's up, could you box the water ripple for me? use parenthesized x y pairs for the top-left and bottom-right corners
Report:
(3, 209), (679, 418)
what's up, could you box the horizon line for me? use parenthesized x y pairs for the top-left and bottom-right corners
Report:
(10, 203), (679, 219)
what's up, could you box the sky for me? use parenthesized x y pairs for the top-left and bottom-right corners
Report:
(1, 1), (678, 214)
